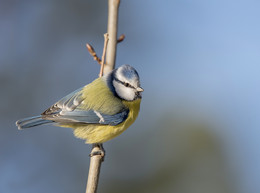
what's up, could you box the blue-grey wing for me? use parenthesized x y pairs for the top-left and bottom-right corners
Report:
(48, 109), (129, 126)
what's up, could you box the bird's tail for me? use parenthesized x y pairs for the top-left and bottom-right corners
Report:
(16, 115), (54, 130)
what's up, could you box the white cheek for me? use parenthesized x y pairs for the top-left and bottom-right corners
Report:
(122, 87), (135, 101)
(113, 81), (135, 101)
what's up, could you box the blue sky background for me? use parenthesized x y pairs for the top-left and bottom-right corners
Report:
(1, 1), (260, 193)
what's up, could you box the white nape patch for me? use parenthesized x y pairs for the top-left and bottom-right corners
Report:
(94, 111), (105, 123)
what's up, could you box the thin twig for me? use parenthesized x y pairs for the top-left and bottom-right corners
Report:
(99, 33), (109, 77)
(86, 44), (102, 65)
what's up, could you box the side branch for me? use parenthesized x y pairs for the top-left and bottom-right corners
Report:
(86, 44), (102, 65)
(99, 33), (109, 77)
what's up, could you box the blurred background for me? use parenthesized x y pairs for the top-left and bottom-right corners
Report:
(1, 0), (260, 193)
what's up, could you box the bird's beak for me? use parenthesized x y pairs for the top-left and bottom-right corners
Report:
(136, 87), (144, 92)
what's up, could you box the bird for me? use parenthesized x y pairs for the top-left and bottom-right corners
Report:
(16, 64), (143, 144)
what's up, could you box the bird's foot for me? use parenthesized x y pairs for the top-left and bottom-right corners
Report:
(89, 143), (105, 161)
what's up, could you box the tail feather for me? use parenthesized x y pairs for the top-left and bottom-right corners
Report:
(16, 115), (54, 130)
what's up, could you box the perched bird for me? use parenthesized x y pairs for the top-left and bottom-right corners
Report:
(16, 65), (143, 144)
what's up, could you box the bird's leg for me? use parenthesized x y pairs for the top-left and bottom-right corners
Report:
(89, 143), (105, 161)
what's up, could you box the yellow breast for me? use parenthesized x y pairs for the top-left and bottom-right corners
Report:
(69, 99), (141, 143)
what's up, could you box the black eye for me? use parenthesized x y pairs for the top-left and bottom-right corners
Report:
(124, 82), (130, 87)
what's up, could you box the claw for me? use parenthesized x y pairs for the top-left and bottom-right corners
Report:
(89, 143), (105, 161)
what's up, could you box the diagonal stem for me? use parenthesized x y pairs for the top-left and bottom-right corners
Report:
(99, 33), (109, 77)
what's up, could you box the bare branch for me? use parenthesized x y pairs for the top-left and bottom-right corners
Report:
(85, 144), (104, 193)
(103, 0), (121, 75)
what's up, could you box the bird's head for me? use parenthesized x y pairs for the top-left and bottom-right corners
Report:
(110, 64), (143, 101)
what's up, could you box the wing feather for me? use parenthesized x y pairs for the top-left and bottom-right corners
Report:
(42, 87), (83, 115)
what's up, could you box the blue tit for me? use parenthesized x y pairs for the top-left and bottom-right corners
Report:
(16, 64), (143, 144)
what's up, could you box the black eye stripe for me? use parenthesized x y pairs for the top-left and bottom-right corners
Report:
(114, 77), (135, 89)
